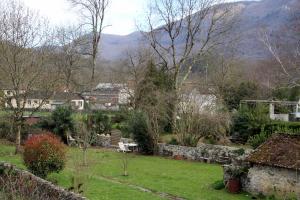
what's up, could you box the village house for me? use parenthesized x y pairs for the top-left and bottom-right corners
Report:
(245, 134), (299, 199)
(3, 90), (84, 111)
(81, 83), (132, 111)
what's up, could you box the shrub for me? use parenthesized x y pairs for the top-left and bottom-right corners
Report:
(233, 148), (245, 156)
(168, 137), (179, 145)
(212, 180), (225, 190)
(51, 107), (74, 144)
(23, 133), (66, 178)
(128, 111), (154, 155)
(264, 121), (300, 134)
(89, 111), (111, 135)
(176, 110), (231, 147)
(247, 129), (271, 149)
(0, 118), (12, 140)
(248, 125), (300, 149)
(232, 104), (270, 143)
(0, 118), (42, 143)
(111, 110), (128, 124)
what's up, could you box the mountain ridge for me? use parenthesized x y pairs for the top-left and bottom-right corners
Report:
(97, 0), (299, 62)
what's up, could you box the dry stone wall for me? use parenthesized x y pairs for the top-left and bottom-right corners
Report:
(0, 162), (87, 200)
(158, 143), (252, 164)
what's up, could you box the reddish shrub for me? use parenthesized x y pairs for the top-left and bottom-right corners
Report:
(23, 132), (66, 178)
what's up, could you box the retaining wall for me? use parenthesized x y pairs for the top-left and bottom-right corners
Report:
(0, 162), (86, 200)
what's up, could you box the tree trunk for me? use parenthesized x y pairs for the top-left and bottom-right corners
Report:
(171, 88), (179, 134)
(83, 147), (87, 166)
(15, 124), (22, 154)
(90, 54), (96, 90)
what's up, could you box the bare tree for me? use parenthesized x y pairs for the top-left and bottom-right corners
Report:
(260, 29), (300, 88)
(0, 1), (59, 153)
(144, 0), (234, 129)
(68, 0), (110, 89)
(54, 26), (86, 92)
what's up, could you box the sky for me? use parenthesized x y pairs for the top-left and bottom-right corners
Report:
(22, 0), (259, 36)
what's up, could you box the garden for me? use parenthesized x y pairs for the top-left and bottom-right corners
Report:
(0, 140), (252, 200)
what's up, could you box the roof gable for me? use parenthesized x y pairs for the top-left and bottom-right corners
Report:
(247, 134), (300, 170)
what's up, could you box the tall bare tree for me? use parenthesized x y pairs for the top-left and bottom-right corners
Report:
(260, 29), (300, 88)
(144, 0), (234, 129)
(54, 26), (86, 92)
(0, 1), (59, 153)
(68, 0), (110, 89)
(259, 1), (300, 88)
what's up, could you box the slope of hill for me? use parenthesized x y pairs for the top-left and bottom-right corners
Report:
(98, 0), (299, 61)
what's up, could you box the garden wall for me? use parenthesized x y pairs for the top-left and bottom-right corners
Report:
(0, 162), (86, 200)
(157, 143), (252, 164)
(244, 165), (300, 199)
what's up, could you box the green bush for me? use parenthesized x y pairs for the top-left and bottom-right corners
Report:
(168, 137), (179, 145)
(233, 148), (245, 156)
(264, 121), (300, 134)
(111, 111), (128, 124)
(248, 123), (300, 148)
(212, 180), (225, 190)
(23, 133), (66, 178)
(248, 129), (271, 149)
(39, 107), (74, 144)
(0, 118), (42, 143)
(128, 111), (154, 155)
(89, 111), (111, 135)
(0, 119), (12, 140)
(232, 104), (270, 143)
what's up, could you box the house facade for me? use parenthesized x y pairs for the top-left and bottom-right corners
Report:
(81, 83), (132, 111)
(3, 90), (84, 111)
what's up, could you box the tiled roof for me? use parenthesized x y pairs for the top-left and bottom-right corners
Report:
(247, 134), (300, 170)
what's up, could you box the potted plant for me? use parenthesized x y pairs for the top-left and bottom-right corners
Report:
(226, 167), (247, 193)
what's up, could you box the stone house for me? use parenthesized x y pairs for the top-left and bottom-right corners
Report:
(244, 134), (300, 199)
(81, 83), (132, 111)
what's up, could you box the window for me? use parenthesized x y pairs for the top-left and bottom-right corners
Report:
(34, 100), (38, 104)
(6, 91), (11, 95)
(27, 100), (31, 105)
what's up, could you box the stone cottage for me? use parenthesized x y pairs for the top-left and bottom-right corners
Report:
(245, 134), (300, 199)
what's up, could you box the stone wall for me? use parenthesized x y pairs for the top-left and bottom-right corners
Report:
(0, 162), (86, 200)
(94, 134), (111, 147)
(158, 143), (252, 164)
(244, 165), (300, 199)
(223, 164), (300, 199)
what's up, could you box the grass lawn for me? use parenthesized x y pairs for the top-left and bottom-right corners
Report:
(0, 143), (252, 200)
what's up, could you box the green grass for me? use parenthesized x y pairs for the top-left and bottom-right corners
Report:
(0, 143), (252, 200)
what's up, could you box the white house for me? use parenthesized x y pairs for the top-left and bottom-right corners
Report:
(179, 89), (217, 113)
(3, 90), (85, 111)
